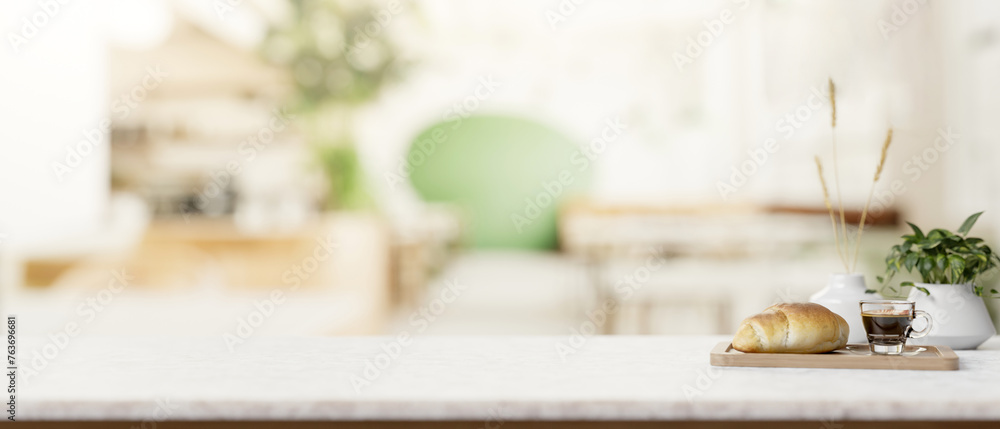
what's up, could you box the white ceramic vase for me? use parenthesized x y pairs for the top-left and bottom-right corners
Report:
(809, 273), (878, 344)
(906, 283), (996, 350)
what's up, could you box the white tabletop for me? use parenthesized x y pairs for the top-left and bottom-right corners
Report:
(17, 335), (1000, 421)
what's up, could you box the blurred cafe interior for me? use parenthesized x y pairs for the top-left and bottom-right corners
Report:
(2, 0), (999, 342)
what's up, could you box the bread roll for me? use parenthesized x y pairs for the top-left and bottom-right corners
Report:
(732, 303), (849, 353)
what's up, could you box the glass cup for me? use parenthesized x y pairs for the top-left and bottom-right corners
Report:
(859, 300), (932, 355)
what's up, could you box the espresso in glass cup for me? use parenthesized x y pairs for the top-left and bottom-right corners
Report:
(859, 300), (932, 355)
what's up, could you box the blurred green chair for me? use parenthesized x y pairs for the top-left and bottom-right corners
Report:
(408, 115), (589, 250)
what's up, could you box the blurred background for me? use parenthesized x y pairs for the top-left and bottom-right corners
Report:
(2, 0), (999, 340)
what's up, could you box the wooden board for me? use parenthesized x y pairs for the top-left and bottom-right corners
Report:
(710, 342), (959, 371)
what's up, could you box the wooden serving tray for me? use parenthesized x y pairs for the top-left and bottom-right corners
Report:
(710, 342), (959, 371)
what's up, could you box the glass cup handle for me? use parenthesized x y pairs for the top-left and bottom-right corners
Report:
(909, 310), (933, 339)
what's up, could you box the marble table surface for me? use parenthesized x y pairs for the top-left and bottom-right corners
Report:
(17, 335), (1000, 421)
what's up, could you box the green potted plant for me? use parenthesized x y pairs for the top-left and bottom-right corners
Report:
(876, 211), (999, 349)
(260, 0), (405, 210)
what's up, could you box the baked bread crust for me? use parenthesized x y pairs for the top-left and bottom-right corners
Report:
(732, 303), (849, 353)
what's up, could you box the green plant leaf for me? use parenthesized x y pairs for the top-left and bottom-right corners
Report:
(865, 289), (877, 294)
(915, 286), (931, 295)
(885, 215), (997, 291)
(966, 255), (979, 268)
(921, 258), (934, 274)
(958, 212), (983, 235)
(958, 211), (984, 236)
(947, 254), (966, 273)
(900, 281), (914, 287)
(904, 252), (919, 271)
(876, 276), (884, 283)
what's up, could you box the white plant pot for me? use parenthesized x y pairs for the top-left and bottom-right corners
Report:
(906, 283), (996, 350)
(809, 273), (878, 344)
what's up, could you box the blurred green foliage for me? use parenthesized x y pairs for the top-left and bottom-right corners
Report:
(261, 0), (406, 209)
(408, 115), (589, 250)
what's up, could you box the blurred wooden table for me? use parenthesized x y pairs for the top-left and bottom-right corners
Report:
(558, 200), (851, 335)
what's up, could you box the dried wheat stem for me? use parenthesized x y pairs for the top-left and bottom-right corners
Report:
(851, 128), (894, 272)
(816, 156), (848, 272)
(829, 78), (837, 128)
(828, 78), (849, 272)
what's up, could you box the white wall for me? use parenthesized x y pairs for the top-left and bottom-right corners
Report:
(939, 0), (1000, 234)
(0, 1), (109, 248)
(357, 0), (956, 225)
